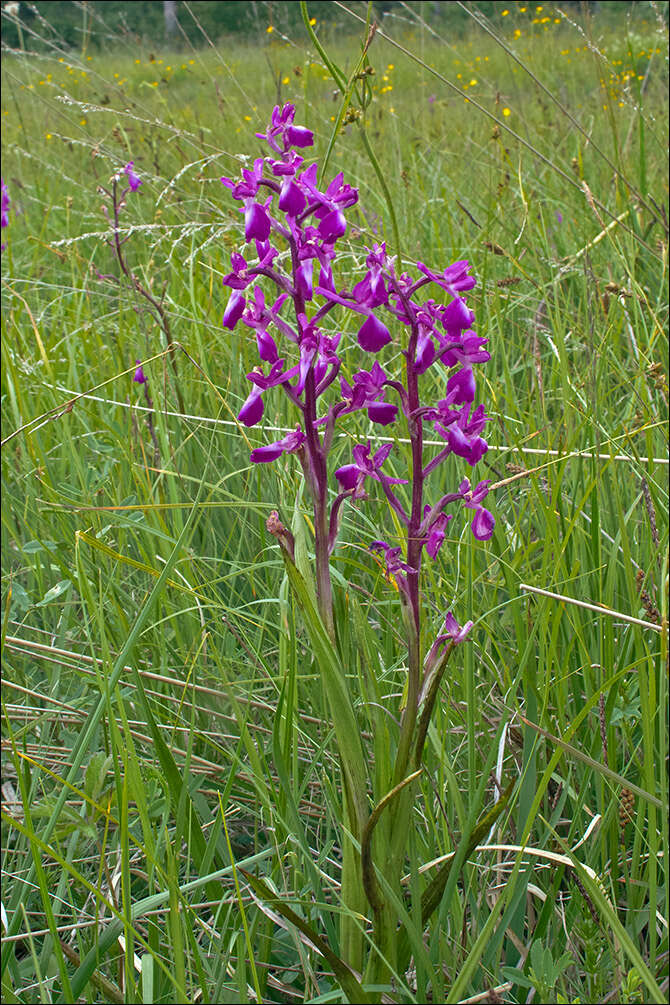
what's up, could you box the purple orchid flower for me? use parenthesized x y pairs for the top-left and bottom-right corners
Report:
(133, 360), (148, 384)
(415, 259), (476, 294)
(251, 427), (306, 463)
(124, 162), (142, 192)
(459, 478), (495, 541)
(335, 441), (407, 492)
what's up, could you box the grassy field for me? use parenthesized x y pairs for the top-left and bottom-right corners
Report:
(1, 2), (668, 1002)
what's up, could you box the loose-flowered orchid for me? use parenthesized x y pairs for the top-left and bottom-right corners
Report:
(220, 99), (494, 681)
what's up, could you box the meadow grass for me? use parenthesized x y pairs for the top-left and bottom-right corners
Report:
(1, 2), (668, 1002)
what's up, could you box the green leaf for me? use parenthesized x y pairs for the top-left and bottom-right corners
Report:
(501, 966), (534, 989)
(241, 870), (373, 1004)
(282, 556), (368, 835)
(83, 751), (113, 804)
(34, 579), (71, 608)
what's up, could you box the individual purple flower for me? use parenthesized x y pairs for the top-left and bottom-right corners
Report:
(250, 426), (306, 463)
(238, 357), (295, 427)
(369, 542), (415, 574)
(221, 158), (265, 200)
(339, 362), (398, 425)
(555, 210), (563, 224)
(335, 441), (406, 492)
(133, 360), (148, 384)
(223, 252), (253, 290)
(424, 611), (473, 674)
(436, 403), (489, 466)
(423, 511), (453, 559)
(459, 478), (494, 541)
(442, 611), (473, 643)
(124, 162), (142, 192)
(256, 103), (314, 154)
(437, 330), (491, 368)
(415, 259), (476, 294)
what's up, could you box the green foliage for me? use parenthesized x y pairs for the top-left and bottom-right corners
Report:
(503, 940), (573, 999)
(1, 0), (668, 1002)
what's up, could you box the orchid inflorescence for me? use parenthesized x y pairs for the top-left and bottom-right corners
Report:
(220, 103), (493, 644)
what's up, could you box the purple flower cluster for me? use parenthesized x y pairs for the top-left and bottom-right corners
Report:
(221, 103), (493, 631)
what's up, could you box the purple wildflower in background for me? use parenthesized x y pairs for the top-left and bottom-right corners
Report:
(124, 162), (142, 192)
(133, 360), (147, 384)
(1, 178), (10, 251)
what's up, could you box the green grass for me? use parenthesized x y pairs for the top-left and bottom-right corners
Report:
(1, 1), (668, 1002)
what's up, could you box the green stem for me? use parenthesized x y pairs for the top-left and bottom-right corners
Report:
(301, 0), (403, 265)
(357, 124), (403, 271)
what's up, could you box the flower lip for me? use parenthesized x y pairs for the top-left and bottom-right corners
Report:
(222, 290), (246, 330)
(442, 297), (475, 335)
(286, 124), (314, 148)
(318, 208), (347, 242)
(278, 177), (307, 216)
(367, 401), (398, 426)
(238, 386), (264, 427)
(357, 314), (392, 353)
(245, 201), (271, 242)
(471, 506), (495, 541)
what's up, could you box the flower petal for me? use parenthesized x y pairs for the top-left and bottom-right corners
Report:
(357, 314), (392, 353)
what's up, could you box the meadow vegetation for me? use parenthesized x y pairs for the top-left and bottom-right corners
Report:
(1, 1), (668, 1002)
